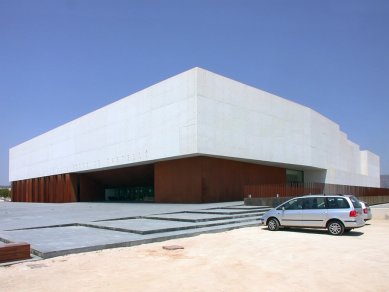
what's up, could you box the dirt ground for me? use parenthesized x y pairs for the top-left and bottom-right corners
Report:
(1, 208), (389, 292)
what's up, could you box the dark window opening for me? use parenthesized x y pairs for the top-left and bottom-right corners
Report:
(286, 169), (304, 183)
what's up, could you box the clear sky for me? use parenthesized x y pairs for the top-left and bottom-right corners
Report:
(1, 0), (388, 185)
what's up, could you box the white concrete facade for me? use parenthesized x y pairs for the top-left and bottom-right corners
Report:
(9, 68), (380, 187)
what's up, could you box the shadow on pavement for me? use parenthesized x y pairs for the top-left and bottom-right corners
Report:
(260, 227), (364, 236)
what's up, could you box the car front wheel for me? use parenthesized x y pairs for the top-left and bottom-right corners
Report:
(268, 218), (280, 231)
(327, 220), (344, 236)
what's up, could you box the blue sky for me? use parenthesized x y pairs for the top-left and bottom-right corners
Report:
(1, 0), (388, 185)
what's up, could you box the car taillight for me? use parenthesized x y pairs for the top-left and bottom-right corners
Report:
(363, 208), (368, 214)
(349, 210), (357, 217)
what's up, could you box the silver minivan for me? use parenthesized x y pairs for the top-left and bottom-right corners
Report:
(260, 194), (365, 235)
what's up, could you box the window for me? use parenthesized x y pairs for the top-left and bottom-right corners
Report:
(302, 197), (326, 209)
(349, 196), (362, 208)
(286, 169), (304, 183)
(326, 197), (350, 209)
(282, 198), (303, 210)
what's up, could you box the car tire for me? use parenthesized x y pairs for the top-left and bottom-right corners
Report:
(268, 218), (280, 231)
(327, 220), (345, 236)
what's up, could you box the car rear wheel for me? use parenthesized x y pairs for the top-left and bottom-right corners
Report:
(327, 220), (344, 236)
(268, 218), (280, 231)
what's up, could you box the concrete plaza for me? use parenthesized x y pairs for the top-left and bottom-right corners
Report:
(0, 201), (269, 259)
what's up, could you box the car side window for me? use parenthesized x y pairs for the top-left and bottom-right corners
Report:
(303, 197), (326, 209)
(303, 198), (314, 209)
(316, 197), (326, 209)
(284, 198), (303, 210)
(326, 197), (350, 209)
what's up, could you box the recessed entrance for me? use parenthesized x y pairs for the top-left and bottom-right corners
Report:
(78, 164), (154, 202)
(105, 186), (154, 202)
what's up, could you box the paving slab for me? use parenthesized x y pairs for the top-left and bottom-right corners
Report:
(0, 201), (242, 230)
(0, 226), (144, 258)
(0, 201), (266, 259)
(84, 218), (197, 234)
(84, 216), (261, 234)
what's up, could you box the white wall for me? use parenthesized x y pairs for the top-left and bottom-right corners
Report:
(9, 69), (198, 181)
(195, 68), (380, 187)
(9, 67), (380, 187)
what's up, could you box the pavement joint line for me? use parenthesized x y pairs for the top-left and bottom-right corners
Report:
(91, 211), (197, 222)
(92, 216), (141, 222)
(4, 223), (78, 232)
(143, 215), (234, 223)
(0, 237), (13, 244)
(144, 212), (265, 222)
(77, 223), (143, 235)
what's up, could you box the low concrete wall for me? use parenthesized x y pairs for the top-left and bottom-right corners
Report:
(244, 196), (293, 207)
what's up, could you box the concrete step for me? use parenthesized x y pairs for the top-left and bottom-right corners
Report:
(28, 218), (263, 259)
(186, 208), (270, 215)
(81, 215), (262, 235)
(144, 211), (267, 223)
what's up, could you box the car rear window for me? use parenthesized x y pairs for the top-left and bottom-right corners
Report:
(326, 197), (350, 209)
(349, 196), (362, 208)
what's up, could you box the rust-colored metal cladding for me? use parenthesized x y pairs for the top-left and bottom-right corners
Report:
(155, 157), (203, 203)
(11, 174), (77, 203)
(244, 182), (389, 205)
(155, 156), (286, 203)
(9, 158), (389, 204)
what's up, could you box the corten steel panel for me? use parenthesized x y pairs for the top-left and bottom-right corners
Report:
(11, 174), (77, 203)
(200, 157), (286, 202)
(154, 156), (286, 203)
(155, 157), (202, 203)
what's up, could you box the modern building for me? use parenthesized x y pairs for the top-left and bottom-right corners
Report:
(381, 175), (389, 188)
(9, 68), (380, 203)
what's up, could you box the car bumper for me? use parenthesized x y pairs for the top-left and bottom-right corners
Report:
(363, 214), (372, 221)
(343, 219), (365, 228)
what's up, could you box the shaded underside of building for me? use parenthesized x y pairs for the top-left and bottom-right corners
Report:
(11, 156), (288, 203)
